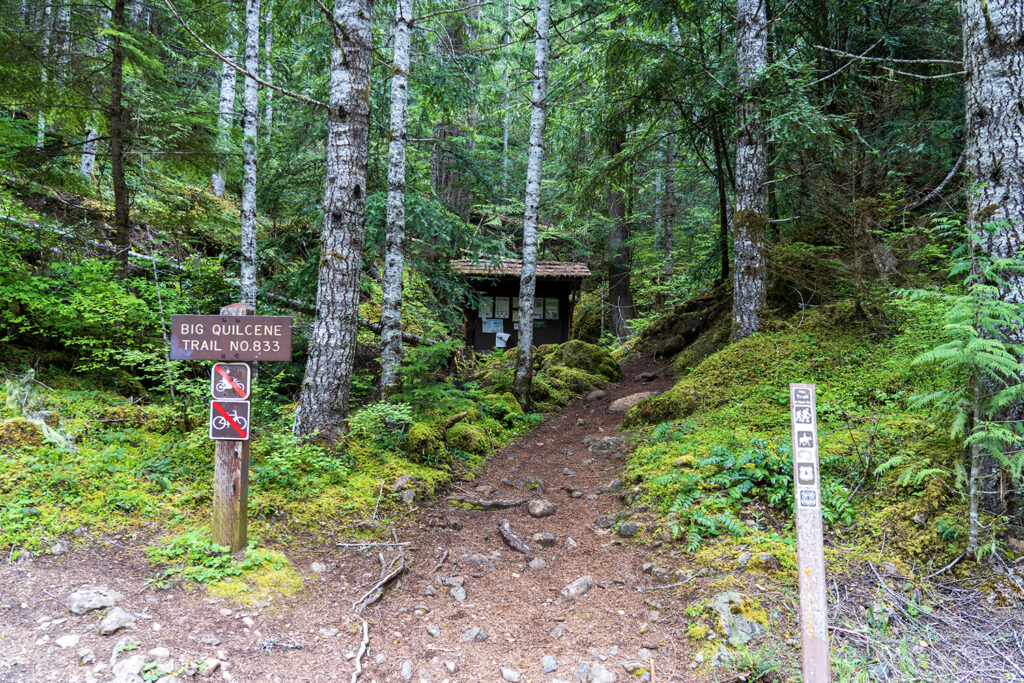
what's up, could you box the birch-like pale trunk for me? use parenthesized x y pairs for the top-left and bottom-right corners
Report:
(731, 0), (768, 341)
(80, 128), (98, 177)
(653, 165), (662, 249)
(37, 1), (51, 150)
(109, 0), (130, 278)
(379, 0), (413, 398)
(512, 0), (551, 409)
(212, 33), (238, 198)
(239, 0), (260, 310)
(294, 0), (373, 441)
(262, 1), (273, 131)
(962, 0), (1024, 520)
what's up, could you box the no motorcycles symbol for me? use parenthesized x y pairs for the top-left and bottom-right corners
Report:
(209, 400), (250, 441)
(211, 363), (250, 400)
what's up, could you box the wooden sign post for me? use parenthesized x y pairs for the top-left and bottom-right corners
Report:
(211, 304), (252, 552)
(788, 383), (830, 681)
(170, 306), (293, 552)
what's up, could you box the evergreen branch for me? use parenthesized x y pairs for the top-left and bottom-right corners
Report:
(162, 0), (327, 110)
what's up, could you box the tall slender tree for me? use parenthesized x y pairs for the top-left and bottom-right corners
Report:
(512, 0), (551, 408)
(294, 0), (374, 441)
(109, 0), (130, 278)
(660, 133), (675, 302)
(380, 0), (413, 398)
(212, 27), (237, 198)
(36, 1), (51, 149)
(240, 0), (260, 309)
(731, 0), (768, 340)
(262, 0), (273, 131)
(605, 15), (634, 340)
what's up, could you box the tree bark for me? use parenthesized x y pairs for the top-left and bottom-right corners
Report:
(109, 0), (130, 279)
(605, 16), (634, 341)
(240, 0), (260, 310)
(962, 0), (1024, 519)
(380, 0), (413, 398)
(37, 1), (51, 150)
(712, 123), (730, 281)
(731, 0), (768, 341)
(294, 0), (373, 441)
(212, 30), (238, 198)
(512, 0), (551, 408)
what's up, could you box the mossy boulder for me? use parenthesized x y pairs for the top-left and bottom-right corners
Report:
(569, 291), (602, 343)
(708, 591), (768, 647)
(405, 422), (444, 463)
(0, 418), (44, 448)
(541, 340), (621, 382)
(480, 393), (523, 424)
(446, 422), (488, 454)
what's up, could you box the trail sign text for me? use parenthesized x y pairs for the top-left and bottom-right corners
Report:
(788, 383), (830, 681)
(170, 314), (292, 361)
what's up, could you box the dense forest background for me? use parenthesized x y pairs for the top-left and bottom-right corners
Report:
(1, 0), (1023, 678)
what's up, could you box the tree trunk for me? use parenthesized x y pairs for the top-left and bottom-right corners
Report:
(659, 133), (675, 303)
(380, 0), (413, 398)
(294, 0), (373, 441)
(712, 123), (730, 282)
(263, 1), (273, 131)
(212, 31), (238, 198)
(109, 0), (130, 279)
(607, 130), (634, 340)
(500, 0), (511, 192)
(512, 0), (551, 409)
(37, 1), (51, 150)
(731, 0), (768, 341)
(80, 127), (98, 177)
(240, 0), (260, 310)
(962, 0), (1024, 518)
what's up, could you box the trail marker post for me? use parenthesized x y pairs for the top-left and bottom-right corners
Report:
(789, 382), (830, 681)
(170, 305), (293, 552)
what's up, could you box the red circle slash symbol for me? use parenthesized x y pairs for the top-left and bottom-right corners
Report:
(214, 364), (246, 397)
(212, 401), (247, 438)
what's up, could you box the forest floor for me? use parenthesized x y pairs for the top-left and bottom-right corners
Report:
(0, 360), (730, 683)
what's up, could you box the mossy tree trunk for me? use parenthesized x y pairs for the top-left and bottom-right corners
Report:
(294, 0), (373, 442)
(731, 0), (768, 341)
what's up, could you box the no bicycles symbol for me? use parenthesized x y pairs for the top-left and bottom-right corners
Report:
(211, 363), (250, 400)
(209, 399), (250, 441)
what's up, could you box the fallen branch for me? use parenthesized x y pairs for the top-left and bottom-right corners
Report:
(497, 518), (532, 554)
(446, 496), (530, 510)
(430, 550), (449, 574)
(440, 411), (469, 434)
(353, 556), (406, 614)
(350, 619), (369, 683)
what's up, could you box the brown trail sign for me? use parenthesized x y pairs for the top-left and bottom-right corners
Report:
(789, 383), (830, 681)
(167, 304), (293, 552)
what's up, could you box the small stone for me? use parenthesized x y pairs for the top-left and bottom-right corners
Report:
(310, 561), (327, 574)
(474, 484), (495, 496)
(737, 552), (752, 570)
(426, 624), (441, 638)
(112, 654), (147, 681)
(869, 663), (892, 681)
(636, 371), (659, 383)
(50, 539), (71, 556)
(532, 532), (556, 548)
(319, 627), (340, 638)
(542, 655), (558, 673)
(148, 647), (170, 659)
(564, 537), (579, 550)
(241, 617), (255, 628)
(449, 586), (467, 602)
(440, 575), (464, 587)
(199, 636), (221, 646)
(413, 603), (431, 615)
(218, 608), (233, 617)
(501, 667), (521, 682)
(589, 662), (618, 682)
(197, 658), (221, 679)
(581, 459), (594, 466)
(608, 392), (659, 413)
(353, 519), (379, 532)
(461, 626), (487, 642)
(617, 523), (640, 538)
(598, 478), (623, 493)
(571, 491), (584, 498)
(560, 575), (593, 599)
(374, 653), (386, 664)
(584, 389), (607, 401)
(594, 515), (616, 529)
(447, 517), (463, 531)
(445, 661), (457, 673)
(78, 647), (95, 665)
(587, 436), (625, 454)
(400, 660), (413, 680)
(400, 489), (415, 505)
(55, 634), (80, 648)
(563, 468), (576, 476)
(67, 587), (124, 615)
(516, 476), (546, 493)
(551, 623), (566, 639)
(528, 499), (556, 518)
(98, 607), (136, 636)
(463, 553), (491, 565)
(621, 660), (648, 675)
(528, 558), (547, 570)
(391, 475), (411, 492)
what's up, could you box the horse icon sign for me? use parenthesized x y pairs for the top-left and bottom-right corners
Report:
(209, 400), (250, 440)
(211, 363), (250, 400)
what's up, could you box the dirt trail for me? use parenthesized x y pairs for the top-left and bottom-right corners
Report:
(0, 361), (707, 683)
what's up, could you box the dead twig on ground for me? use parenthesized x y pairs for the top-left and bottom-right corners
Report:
(497, 518), (532, 554)
(350, 619), (369, 683)
(446, 496), (530, 509)
(372, 480), (384, 520)
(430, 550), (449, 574)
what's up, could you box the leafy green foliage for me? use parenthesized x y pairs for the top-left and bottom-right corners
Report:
(145, 528), (289, 586)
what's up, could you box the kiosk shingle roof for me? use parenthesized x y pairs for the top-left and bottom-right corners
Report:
(450, 259), (591, 279)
